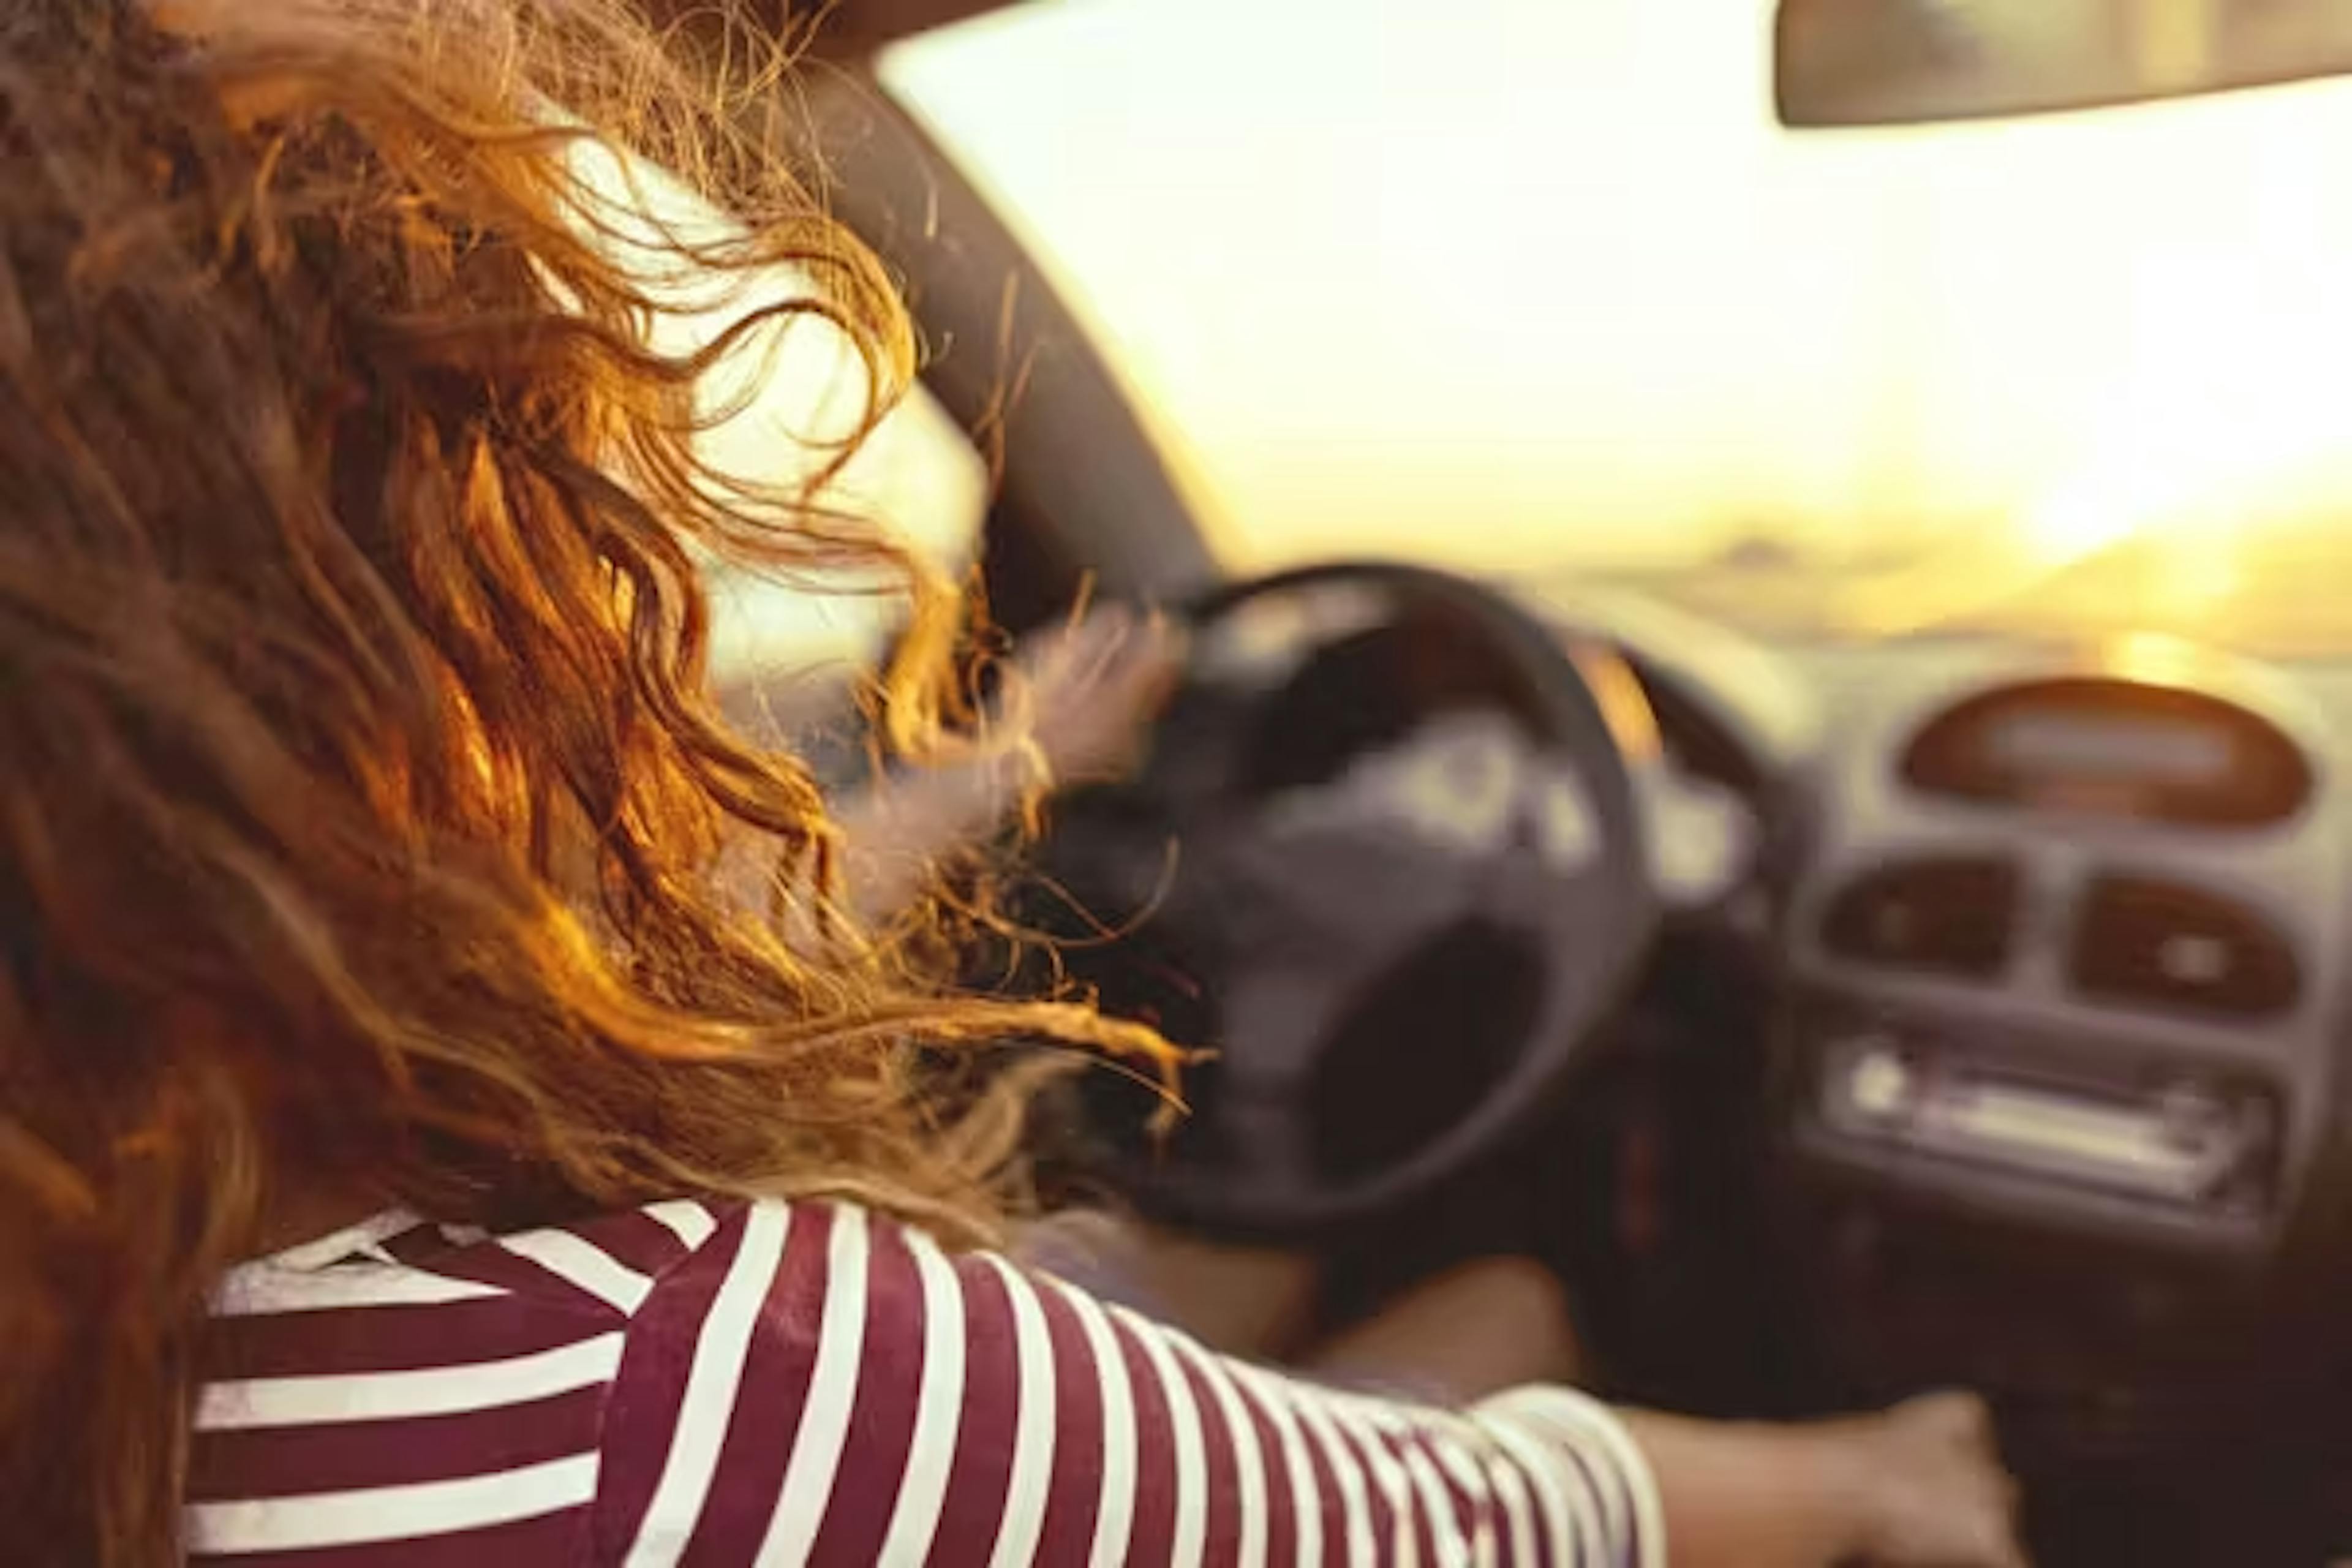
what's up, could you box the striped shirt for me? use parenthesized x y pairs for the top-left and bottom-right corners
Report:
(190, 1197), (1665, 1566)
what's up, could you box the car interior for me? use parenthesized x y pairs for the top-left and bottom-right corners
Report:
(689, 1), (2352, 1561)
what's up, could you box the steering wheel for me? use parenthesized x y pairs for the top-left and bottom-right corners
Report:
(1036, 562), (1661, 1237)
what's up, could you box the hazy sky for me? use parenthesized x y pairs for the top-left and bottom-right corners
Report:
(884, 0), (2352, 577)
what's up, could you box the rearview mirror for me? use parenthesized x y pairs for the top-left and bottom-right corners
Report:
(1777, 0), (2352, 127)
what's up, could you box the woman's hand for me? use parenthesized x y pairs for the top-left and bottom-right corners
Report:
(1815, 1393), (2027, 1567)
(1618, 1390), (2024, 1568)
(824, 604), (1183, 929)
(1003, 605), (1186, 787)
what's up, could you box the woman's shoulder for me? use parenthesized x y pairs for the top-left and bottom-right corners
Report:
(205, 1193), (906, 1326)
(190, 1194), (923, 1562)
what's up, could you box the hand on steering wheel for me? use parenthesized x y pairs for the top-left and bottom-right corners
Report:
(1001, 605), (1187, 786)
(1034, 562), (1662, 1238)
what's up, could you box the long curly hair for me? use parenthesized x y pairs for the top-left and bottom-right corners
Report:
(0, 0), (1172, 1558)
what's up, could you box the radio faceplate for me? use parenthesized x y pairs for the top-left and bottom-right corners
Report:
(1782, 995), (2296, 1254)
(1815, 1031), (2278, 1212)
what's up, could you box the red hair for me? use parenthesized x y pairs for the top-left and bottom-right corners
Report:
(0, 1), (1168, 1558)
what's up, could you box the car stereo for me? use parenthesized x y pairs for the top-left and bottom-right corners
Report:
(1809, 1028), (2280, 1216)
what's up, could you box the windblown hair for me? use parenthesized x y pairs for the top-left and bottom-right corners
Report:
(0, 0), (1169, 1558)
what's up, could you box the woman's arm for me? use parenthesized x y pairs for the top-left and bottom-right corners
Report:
(603, 1197), (2025, 1568)
(1048, 1230), (2026, 1567)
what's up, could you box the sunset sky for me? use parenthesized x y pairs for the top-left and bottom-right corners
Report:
(883, 0), (2352, 597)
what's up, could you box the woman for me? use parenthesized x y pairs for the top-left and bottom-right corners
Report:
(0, 0), (2024, 1562)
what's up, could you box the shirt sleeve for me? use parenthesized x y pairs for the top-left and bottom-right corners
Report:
(592, 1197), (1665, 1567)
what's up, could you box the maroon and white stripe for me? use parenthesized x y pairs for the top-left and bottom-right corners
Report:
(1047, 1273), (1143, 1567)
(1024, 1268), (1109, 1564)
(628, 1199), (813, 1561)
(873, 1228), (970, 1564)
(194, 1196), (1662, 1566)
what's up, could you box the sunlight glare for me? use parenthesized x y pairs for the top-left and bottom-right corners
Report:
(886, 0), (2352, 639)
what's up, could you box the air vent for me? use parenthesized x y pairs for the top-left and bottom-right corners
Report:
(1821, 856), (2019, 979)
(2071, 876), (2300, 1020)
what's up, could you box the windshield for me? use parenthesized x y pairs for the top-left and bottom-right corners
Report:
(881, 0), (2352, 658)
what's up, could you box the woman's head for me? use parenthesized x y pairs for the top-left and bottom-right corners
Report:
(0, 0), (1163, 1555)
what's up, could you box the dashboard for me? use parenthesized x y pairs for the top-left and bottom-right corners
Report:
(1536, 603), (2352, 1488)
(1552, 597), (2352, 1267)
(1777, 639), (2344, 1261)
